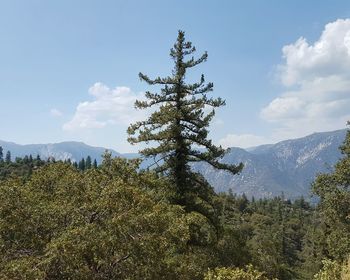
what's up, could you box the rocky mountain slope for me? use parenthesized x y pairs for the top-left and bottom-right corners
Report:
(193, 129), (347, 198)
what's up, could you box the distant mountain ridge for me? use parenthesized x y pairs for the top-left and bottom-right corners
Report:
(0, 140), (121, 163)
(0, 129), (347, 198)
(193, 129), (347, 199)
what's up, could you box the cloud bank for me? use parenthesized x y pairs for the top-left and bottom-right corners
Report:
(261, 19), (350, 139)
(63, 83), (144, 131)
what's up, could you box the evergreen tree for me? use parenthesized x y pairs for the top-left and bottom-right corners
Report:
(128, 30), (243, 209)
(78, 158), (85, 171)
(0, 146), (3, 163)
(312, 123), (350, 261)
(85, 156), (92, 169)
(5, 151), (11, 164)
(35, 155), (43, 167)
(93, 159), (98, 169)
(23, 155), (29, 164)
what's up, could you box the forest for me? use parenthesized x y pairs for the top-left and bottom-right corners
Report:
(0, 31), (349, 279)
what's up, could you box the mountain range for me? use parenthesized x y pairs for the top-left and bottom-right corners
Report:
(193, 129), (347, 199)
(0, 129), (347, 199)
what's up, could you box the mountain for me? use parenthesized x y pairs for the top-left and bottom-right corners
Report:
(192, 129), (347, 199)
(0, 129), (347, 198)
(0, 140), (121, 163)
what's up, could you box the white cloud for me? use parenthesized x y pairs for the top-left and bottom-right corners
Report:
(219, 133), (268, 148)
(262, 19), (350, 138)
(280, 19), (350, 86)
(50, 108), (63, 117)
(63, 82), (145, 131)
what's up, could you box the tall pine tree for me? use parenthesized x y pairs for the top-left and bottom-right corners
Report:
(0, 146), (3, 163)
(5, 151), (11, 164)
(86, 156), (92, 169)
(78, 158), (86, 171)
(128, 31), (243, 209)
(312, 123), (350, 261)
(93, 159), (98, 169)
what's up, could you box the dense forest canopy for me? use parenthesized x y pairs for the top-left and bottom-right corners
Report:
(0, 140), (349, 279)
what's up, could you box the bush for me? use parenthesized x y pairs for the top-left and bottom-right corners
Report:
(0, 159), (192, 279)
(204, 265), (272, 280)
(313, 257), (350, 280)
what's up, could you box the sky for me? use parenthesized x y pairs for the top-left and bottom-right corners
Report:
(1, 0), (350, 152)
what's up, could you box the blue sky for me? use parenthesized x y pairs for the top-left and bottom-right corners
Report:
(1, 0), (350, 152)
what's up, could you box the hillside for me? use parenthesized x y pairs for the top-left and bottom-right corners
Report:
(193, 129), (347, 198)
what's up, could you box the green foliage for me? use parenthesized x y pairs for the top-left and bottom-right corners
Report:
(204, 265), (271, 280)
(312, 258), (350, 280)
(342, 257), (350, 280)
(0, 158), (201, 279)
(78, 157), (86, 171)
(313, 259), (342, 280)
(0, 151), (99, 181)
(312, 128), (350, 261)
(298, 211), (328, 279)
(0, 153), (45, 181)
(85, 155), (92, 169)
(5, 151), (11, 163)
(127, 30), (242, 210)
(0, 153), (331, 279)
(215, 193), (315, 280)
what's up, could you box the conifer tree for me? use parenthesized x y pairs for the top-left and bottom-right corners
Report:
(86, 156), (92, 169)
(78, 158), (85, 171)
(128, 31), (243, 208)
(0, 146), (3, 162)
(93, 159), (98, 169)
(312, 123), (350, 260)
(23, 155), (29, 164)
(5, 151), (11, 164)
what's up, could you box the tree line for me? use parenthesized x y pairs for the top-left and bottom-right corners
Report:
(0, 147), (99, 180)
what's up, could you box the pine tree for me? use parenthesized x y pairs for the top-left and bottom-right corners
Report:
(93, 159), (98, 169)
(312, 123), (350, 261)
(86, 156), (92, 169)
(78, 158), (85, 171)
(0, 146), (3, 162)
(128, 30), (243, 209)
(5, 151), (11, 164)
(23, 155), (29, 164)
